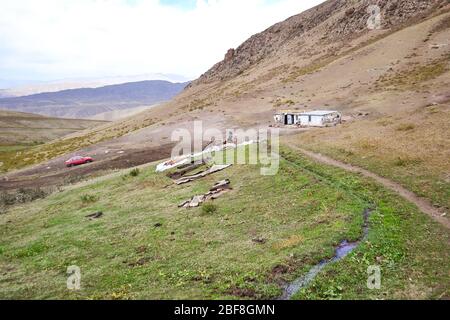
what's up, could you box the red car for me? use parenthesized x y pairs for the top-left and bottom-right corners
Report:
(65, 156), (94, 167)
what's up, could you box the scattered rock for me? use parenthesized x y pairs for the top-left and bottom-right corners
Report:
(85, 212), (103, 219)
(252, 237), (267, 244)
(271, 264), (290, 275)
(345, 8), (355, 16)
(136, 246), (147, 254)
(228, 287), (257, 298)
(179, 180), (232, 208)
(210, 179), (231, 192)
(127, 257), (150, 268)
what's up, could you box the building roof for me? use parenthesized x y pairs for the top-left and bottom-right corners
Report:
(300, 110), (339, 116)
(276, 110), (339, 116)
(277, 110), (302, 114)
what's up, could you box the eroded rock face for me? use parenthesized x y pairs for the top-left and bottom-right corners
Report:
(225, 48), (235, 62)
(192, 0), (447, 85)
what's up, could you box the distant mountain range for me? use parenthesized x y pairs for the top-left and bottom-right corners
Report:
(0, 80), (189, 119)
(0, 73), (192, 96)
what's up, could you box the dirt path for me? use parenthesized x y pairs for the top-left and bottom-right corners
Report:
(290, 146), (450, 230)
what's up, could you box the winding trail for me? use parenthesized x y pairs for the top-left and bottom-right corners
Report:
(290, 146), (450, 230)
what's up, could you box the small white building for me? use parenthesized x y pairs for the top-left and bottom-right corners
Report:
(274, 110), (342, 127)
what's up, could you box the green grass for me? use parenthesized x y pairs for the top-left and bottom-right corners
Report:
(0, 146), (448, 299)
(129, 168), (140, 177)
(201, 203), (218, 216)
(80, 194), (99, 205)
(295, 140), (450, 211)
(0, 117), (158, 173)
(281, 149), (450, 300)
(0, 145), (35, 172)
(376, 55), (449, 91)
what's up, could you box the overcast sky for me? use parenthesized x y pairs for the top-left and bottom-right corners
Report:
(0, 0), (324, 86)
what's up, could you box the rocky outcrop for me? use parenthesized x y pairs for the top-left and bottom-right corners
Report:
(192, 0), (447, 86)
(224, 49), (235, 62)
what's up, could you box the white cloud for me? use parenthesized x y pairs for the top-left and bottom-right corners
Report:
(0, 0), (324, 82)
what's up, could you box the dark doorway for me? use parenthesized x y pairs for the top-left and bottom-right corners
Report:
(285, 114), (294, 125)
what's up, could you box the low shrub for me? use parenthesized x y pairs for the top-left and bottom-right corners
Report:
(80, 194), (99, 204)
(393, 156), (421, 167)
(202, 203), (218, 215)
(130, 168), (140, 177)
(0, 188), (49, 210)
(396, 123), (415, 131)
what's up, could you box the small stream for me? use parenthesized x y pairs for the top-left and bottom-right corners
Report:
(279, 208), (372, 300)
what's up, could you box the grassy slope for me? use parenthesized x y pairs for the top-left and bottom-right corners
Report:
(286, 99), (450, 210)
(282, 149), (450, 300)
(0, 147), (448, 299)
(0, 115), (157, 173)
(0, 110), (107, 173)
(0, 110), (107, 145)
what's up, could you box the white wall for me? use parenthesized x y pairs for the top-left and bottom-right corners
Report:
(299, 115), (324, 126)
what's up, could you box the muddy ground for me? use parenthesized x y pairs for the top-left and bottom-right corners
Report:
(0, 143), (175, 192)
(0, 112), (238, 192)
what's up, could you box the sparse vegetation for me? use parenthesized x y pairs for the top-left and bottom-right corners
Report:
(392, 156), (422, 167)
(283, 58), (334, 83)
(201, 203), (218, 215)
(129, 168), (140, 177)
(273, 99), (296, 108)
(0, 116), (158, 173)
(376, 55), (449, 90)
(80, 194), (99, 204)
(430, 16), (450, 33)
(355, 138), (379, 150)
(184, 98), (213, 112)
(290, 106), (450, 209)
(396, 123), (416, 131)
(377, 119), (394, 127)
(0, 188), (49, 212)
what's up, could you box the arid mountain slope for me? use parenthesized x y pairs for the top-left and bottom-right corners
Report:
(193, 0), (445, 84)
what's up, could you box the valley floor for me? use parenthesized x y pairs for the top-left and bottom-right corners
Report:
(0, 146), (448, 299)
